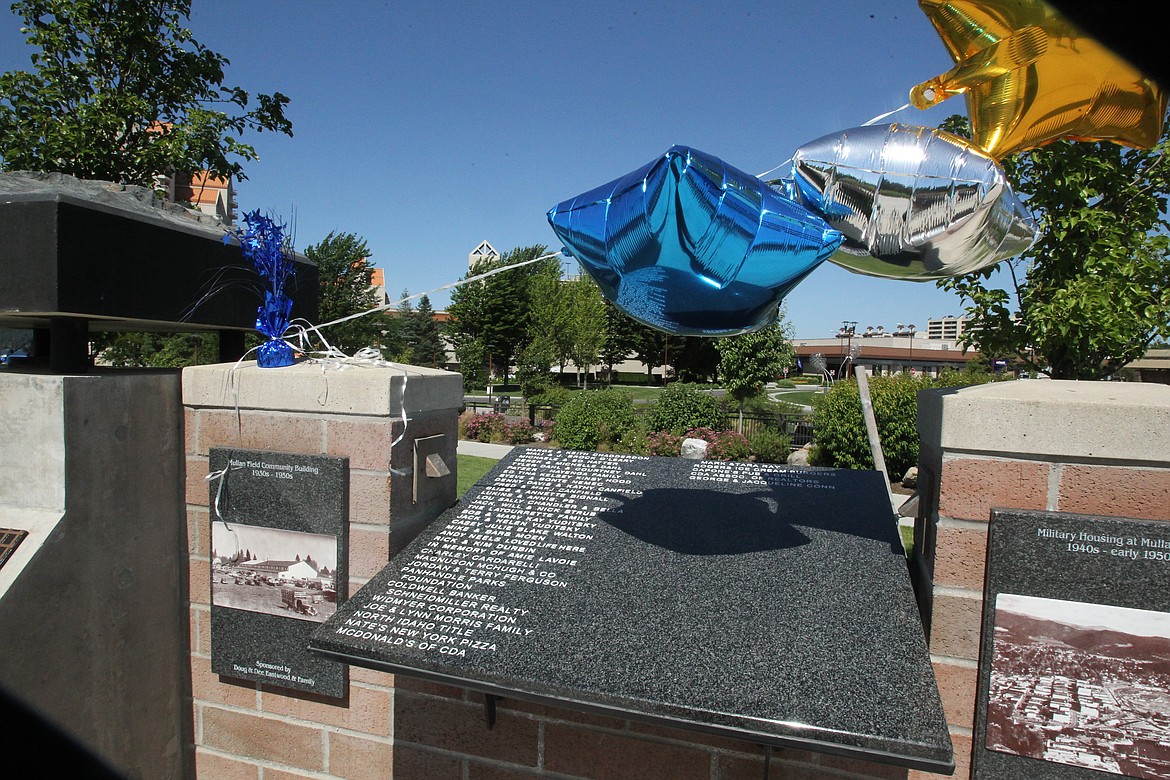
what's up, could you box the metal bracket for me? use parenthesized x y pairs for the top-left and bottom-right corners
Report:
(412, 434), (449, 504)
(425, 452), (450, 478)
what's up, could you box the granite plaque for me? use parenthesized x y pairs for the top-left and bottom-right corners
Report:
(974, 509), (1170, 779)
(209, 448), (348, 698)
(310, 448), (953, 771)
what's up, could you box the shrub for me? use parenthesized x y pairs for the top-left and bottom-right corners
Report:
(615, 426), (648, 455)
(810, 372), (1000, 476)
(552, 388), (637, 450)
(528, 385), (573, 409)
(775, 378), (796, 388)
(501, 420), (538, 445)
(646, 430), (683, 457)
(613, 371), (655, 385)
(616, 428), (697, 458)
(685, 427), (752, 461)
(749, 428), (791, 463)
(461, 413), (541, 445)
(647, 383), (723, 434)
(462, 412), (506, 443)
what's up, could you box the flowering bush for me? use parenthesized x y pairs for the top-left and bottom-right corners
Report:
(461, 412), (541, 444)
(501, 420), (538, 445)
(685, 427), (752, 461)
(463, 412), (505, 442)
(645, 430), (683, 457)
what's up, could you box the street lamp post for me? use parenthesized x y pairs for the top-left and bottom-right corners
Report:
(907, 324), (916, 375)
(836, 321), (857, 378)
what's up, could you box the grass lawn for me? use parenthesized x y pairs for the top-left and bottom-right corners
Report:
(611, 385), (665, 401)
(457, 454), (498, 496)
(771, 388), (825, 407)
(899, 524), (914, 555)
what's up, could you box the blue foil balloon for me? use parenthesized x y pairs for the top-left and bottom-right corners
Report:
(547, 145), (843, 336)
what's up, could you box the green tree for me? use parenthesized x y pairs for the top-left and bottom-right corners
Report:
(524, 272), (613, 388)
(446, 245), (554, 384)
(305, 232), (392, 357)
(516, 337), (559, 400)
(395, 289), (416, 362)
(0, 0), (292, 185)
(563, 276), (608, 388)
(672, 337), (720, 383)
(937, 114), (1170, 379)
(455, 337), (488, 389)
(524, 265), (572, 380)
(624, 314), (669, 384)
(408, 295), (446, 368)
(716, 320), (795, 432)
(598, 303), (638, 383)
(100, 331), (216, 367)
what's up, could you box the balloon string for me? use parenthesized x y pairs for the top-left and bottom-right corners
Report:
(862, 102), (912, 126)
(224, 254), (567, 469)
(204, 465), (243, 562)
(755, 102), (913, 179)
(756, 157), (793, 180)
(205, 462), (243, 525)
(311, 251), (564, 331)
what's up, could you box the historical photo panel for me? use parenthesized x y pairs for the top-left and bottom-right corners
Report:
(211, 522), (339, 623)
(986, 593), (1170, 779)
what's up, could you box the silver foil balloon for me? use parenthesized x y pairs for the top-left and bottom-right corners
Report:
(789, 123), (1038, 280)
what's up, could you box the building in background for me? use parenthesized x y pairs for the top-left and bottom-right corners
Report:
(468, 240), (499, 270)
(925, 315), (969, 341)
(1125, 348), (1170, 383)
(154, 169), (237, 226)
(369, 268), (389, 305)
(793, 321), (975, 379)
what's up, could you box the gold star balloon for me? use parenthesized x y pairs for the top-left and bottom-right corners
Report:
(910, 0), (1166, 159)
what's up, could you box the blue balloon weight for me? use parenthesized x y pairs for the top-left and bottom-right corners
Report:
(226, 211), (299, 367)
(547, 145), (843, 336)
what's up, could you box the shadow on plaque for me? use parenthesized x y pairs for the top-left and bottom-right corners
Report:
(598, 488), (810, 554)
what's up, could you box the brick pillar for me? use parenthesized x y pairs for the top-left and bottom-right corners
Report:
(182, 361), (460, 778)
(910, 380), (1170, 779)
(182, 359), (977, 779)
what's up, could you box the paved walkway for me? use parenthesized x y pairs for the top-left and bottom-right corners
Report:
(456, 440), (514, 459)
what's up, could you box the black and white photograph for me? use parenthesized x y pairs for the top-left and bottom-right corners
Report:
(211, 522), (338, 624)
(986, 593), (1170, 779)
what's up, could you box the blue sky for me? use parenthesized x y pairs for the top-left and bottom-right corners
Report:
(1, 1), (994, 338)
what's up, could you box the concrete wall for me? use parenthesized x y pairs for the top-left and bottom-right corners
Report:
(0, 370), (192, 778)
(910, 380), (1170, 779)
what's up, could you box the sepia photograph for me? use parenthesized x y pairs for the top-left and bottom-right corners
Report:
(986, 593), (1170, 778)
(210, 522), (339, 623)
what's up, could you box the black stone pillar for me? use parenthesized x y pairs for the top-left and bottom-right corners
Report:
(218, 329), (245, 362)
(49, 318), (89, 374)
